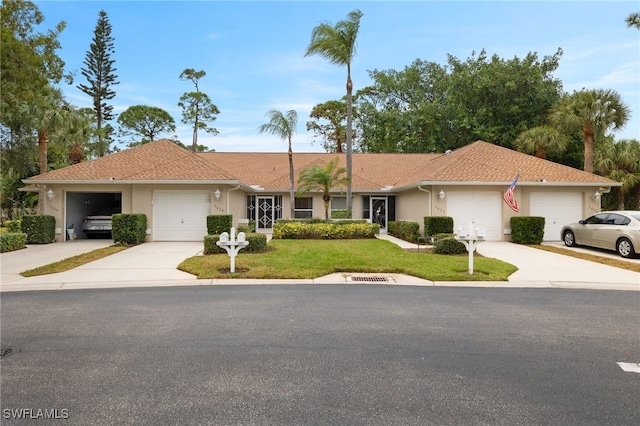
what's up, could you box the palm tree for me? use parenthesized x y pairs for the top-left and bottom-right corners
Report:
(297, 158), (350, 223)
(513, 125), (569, 160)
(305, 9), (363, 218)
(595, 139), (640, 209)
(549, 89), (630, 173)
(257, 109), (298, 218)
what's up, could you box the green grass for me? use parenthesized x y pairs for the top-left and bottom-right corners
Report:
(178, 239), (517, 281)
(21, 245), (128, 277)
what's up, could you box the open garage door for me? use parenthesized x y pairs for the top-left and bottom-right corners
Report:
(530, 192), (583, 241)
(153, 191), (210, 241)
(446, 191), (502, 240)
(66, 192), (121, 240)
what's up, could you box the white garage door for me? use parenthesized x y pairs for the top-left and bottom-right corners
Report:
(530, 192), (582, 241)
(447, 191), (502, 240)
(153, 191), (210, 241)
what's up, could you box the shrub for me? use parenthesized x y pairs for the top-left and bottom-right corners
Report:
(424, 216), (454, 237)
(511, 216), (545, 244)
(433, 237), (466, 255)
(204, 232), (268, 254)
(388, 220), (420, 243)
(1, 232), (27, 252)
(21, 215), (55, 244)
(330, 209), (351, 219)
(6, 219), (22, 233)
(112, 214), (147, 245)
(272, 221), (379, 239)
(207, 215), (232, 235)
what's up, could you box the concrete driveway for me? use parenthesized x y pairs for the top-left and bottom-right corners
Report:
(1, 240), (203, 291)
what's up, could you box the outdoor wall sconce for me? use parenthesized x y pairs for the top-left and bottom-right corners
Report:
(47, 189), (55, 200)
(438, 190), (446, 199)
(214, 189), (221, 200)
(592, 191), (601, 200)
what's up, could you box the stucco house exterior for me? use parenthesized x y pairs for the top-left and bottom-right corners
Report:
(22, 139), (619, 242)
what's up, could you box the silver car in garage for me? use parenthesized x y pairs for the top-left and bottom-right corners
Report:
(561, 210), (640, 258)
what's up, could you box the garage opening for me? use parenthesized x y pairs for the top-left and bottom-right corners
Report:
(66, 192), (122, 239)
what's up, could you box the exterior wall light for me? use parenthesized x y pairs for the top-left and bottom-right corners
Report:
(592, 191), (601, 200)
(438, 190), (446, 199)
(47, 189), (55, 200)
(214, 189), (221, 200)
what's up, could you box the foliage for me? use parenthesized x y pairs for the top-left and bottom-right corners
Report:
(424, 216), (454, 237)
(330, 209), (351, 219)
(357, 50), (563, 153)
(206, 215), (232, 235)
(306, 99), (356, 153)
(297, 158), (350, 223)
(179, 239), (517, 281)
(112, 213), (147, 245)
(513, 125), (569, 159)
(20, 245), (127, 276)
(257, 109), (297, 218)
(388, 221), (420, 243)
(510, 216), (545, 245)
(433, 237), (466, 255)
(178, 68), (219, 151)
(0, 232), (27, 252)
(21, 215), (55, 244)
(272, 221), (379, 239)
(117, 105), (176, 146)
(305, 9), (363, 217)
(549, 89), (630, 173)
(595, 138), (640, 210)
(626, 12), (640, 29)
(6, 219), (22, 232)
(204, 233), (267, 254)
(77, 9), (118, 157)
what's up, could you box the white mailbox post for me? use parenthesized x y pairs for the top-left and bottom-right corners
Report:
(455, 222), (486, 275)
(216, 227), (249, 273)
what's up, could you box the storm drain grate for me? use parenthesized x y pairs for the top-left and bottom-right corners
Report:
(350, 276), (389, 283)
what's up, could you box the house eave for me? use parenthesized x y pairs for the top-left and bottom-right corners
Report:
(393, 180), (621, 192)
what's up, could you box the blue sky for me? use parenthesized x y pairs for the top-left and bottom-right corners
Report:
(35, 0), (639, 153)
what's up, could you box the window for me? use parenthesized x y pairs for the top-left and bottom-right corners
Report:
(294, 197), (313, 218)
(330, 197), (348, 218)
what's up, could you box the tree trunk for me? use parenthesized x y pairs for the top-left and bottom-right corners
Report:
(288, 139), (295, 219)
(583, 124), (594, 173)
(37, 131), (48, 214)
(324, 198), (330, 223)
(345, 66), (353, 218)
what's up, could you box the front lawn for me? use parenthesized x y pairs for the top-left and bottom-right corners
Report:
(178, 239), (517, 281)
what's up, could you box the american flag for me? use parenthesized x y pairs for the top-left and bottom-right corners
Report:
(504, 174), (520, 212)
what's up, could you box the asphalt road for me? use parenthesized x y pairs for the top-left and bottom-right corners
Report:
(1, 285), (639, 425)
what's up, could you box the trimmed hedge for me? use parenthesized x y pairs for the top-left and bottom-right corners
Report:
(388, 221), (420, 243)
(204, 232), (268, 254)
(511, 216), (545, 244)
(1, 232), (27, 252)
(6, 219), (22, 233)
(424, 216), (454, 237)
(207, 215), (232, 235)
(433, 237), (466, 255)
(273, 222), (379, 239)
(112, 214), (147, 245)
(21, 215), (55, 244)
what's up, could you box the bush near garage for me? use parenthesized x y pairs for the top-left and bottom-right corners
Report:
(272, 221), (379, 239)
(424, 216), (454, 239)
(388, 221), (420, 243)
(204, 233), (268, 254)
(433, 236), (466, 255)
(112, 214), (147, 245)
(0, 232), (27, 252)
(207, 215), (232, 235)
(21, 215), (55, 244)
(511, 216), (545, 244)
(6, 219), (22, 232)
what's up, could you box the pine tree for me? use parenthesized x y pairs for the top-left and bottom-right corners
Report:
(77, 9), (119, 157)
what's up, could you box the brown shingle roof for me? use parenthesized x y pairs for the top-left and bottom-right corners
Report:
(25, 139), (618, 189)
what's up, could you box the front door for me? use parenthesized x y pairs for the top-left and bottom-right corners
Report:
(371, 197), (387, 231)
(257, 196), (274, 230)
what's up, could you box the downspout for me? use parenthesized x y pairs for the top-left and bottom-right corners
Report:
(226, 185), (241, 215)
(418, 186), (432, 216)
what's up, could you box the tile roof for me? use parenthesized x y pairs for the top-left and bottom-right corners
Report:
(25, 139), (618, 190)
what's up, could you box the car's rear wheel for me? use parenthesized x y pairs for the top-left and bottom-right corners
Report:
(616, 238), (636, 258)
(563, 230), (577, 247)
